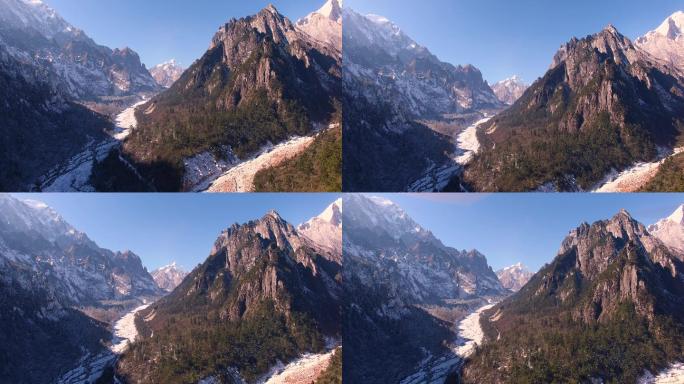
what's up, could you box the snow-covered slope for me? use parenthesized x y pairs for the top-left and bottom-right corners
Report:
(0, 0), (158, 99)
(491, 75), (528, 105)
(0, 194), (161, 304)
(636, 11), (684, 74)
(296, 0), (342, 51)
(298, 198), (342, 256)
(150, 59), (184, 88)
(151, 262), (188, 292)
(496, 263), (534, 292)
(649, 204), (684, 254)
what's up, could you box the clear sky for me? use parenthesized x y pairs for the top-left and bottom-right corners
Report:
(42, 0), (324, 68)
(12, 193), (339, 272)
(374, 193), (684, 272)
(346, 0), (683, 84)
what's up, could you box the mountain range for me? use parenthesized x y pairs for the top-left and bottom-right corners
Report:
(0, 0), (161, 190)
(149, 59), (184, 88)
(464, 15), (684, 192)
(342, 7), (504, 192)
(495, 262), (534, 292)
(117, 203), (342, 383)
(0, 194), (162, 383)
(95, 1), (342, 192)
(0, 194), (344, 383)
(342, 194), (506, 382)
(463, 208), (684, 383)
(151, 262), (188, 292)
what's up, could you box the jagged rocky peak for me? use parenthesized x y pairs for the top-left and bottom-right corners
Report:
(151, 261), (188, 292)
(150, 59), (184, 88)
(496, 262), (534, 292)
(492, 75), (529, 105)
(551, 24), (645, 74)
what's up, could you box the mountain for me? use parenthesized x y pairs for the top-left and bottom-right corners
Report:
(298, 198), (342, 256)
(0, 41), (111, 190)
(491, 75), (528, 105)
(649, 204), (684, 253)
(0, 0), (159, 191)
(342, 194), (506, 382)
(151, 262), (188, 292)
(496, 262), (534, 291)
(149, 59), (184, 88)
(0, 0), (158, 99)
(465, 25), (684, 192)
(116, 209), (342, 383)
(636, 11), (684, 74)
(463, 210), (684, 383)
(114, 4), (341, 192)
(0, 194), (161, 383)
(296, 0), (342, 50)
(342, 7), (504, 192)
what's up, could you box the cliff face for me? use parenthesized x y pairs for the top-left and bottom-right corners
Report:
(117, 211), (341, 383)
(463, 210), (684, 383)
(466, 26), (684, 191)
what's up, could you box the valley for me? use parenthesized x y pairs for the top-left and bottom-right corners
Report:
(39, 97), (151, 192)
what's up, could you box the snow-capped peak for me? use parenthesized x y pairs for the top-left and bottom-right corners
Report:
(318, 198), (342, 226)
(492, 75), (529, 105)
(654, 11), (684, 38)
(496, 263), (533, 292)
(648, 204), (684, 253)
(151, 262), (188, 292)
(636, 11), (684, 74)
(297, 199), (343, 255)
(296, 0), (342, 50)
(150, 59), (184, 88)
(667, 204), (684, 224)
(316, 0), (342, 21)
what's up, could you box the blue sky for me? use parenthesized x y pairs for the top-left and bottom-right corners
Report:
(12, 193), (339, 272)
(347, 0), (683, 83)
(42, 0), (324, 68)
(375, 193), (684, 272)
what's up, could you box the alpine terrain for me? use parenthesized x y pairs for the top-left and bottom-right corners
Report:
(96, 1), (342, 192)
(150, 59), (185, 88)
(342, 194), (508, 383)
(491, 76), (529, 105)
(0, 0), (159, 191)
(0, 194), (162, 383)
(649, 204), (684, 253)
(151, 262), (188, 292)
(342, 8), (505, 192)
(462, 210), (684, 383)
(465, 19), (684, 192)
(496, 262), (534, 292)
(115, 202), (342, 383)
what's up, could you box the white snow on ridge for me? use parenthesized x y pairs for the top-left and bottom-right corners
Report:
(260, 350), (336, 384)
(202, 133), (319, 192)
(110, 303), (150, 354)
(639, 362), (684, 383)
(40, 98), (149, 192)
(113, 98), (148, 140)
(57, 303), (150, 384)
(593, 147), (684, 193)
(455, 116), (491, 166)
(454, 303), (495, 358)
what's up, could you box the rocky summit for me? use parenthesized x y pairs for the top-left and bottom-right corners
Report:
(463, 210), (684, 383)
(465, 24), (684, 192)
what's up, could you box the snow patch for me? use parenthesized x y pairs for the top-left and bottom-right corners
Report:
(593, 147), (684, 193)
